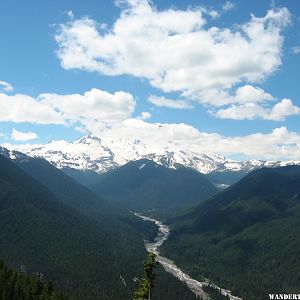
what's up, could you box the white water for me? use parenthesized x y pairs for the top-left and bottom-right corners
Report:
(135, 213), (242, 300)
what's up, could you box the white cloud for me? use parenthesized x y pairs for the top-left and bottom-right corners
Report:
(0, 81), (13, 92)
(0, 93), (65, 124)
(222, 1), (235, 11)
(214, 98), (300, 121)
(3, 116), (300, 160)
(101, 118), (203, 148)
(234, 85), (274, 103)
(267, 98), (300, 120)
(67, 10), (74, 19)
(215, 103), (266, 120)
(148, 95), (193, 109)
(39, 88), (135, 131)
(11, 129), (38, 141)
(190, 85), (274, 107)
(95, 119), (300, 160)
(55, 2), (296, 121)
(0, 88), (135, 133)
(55, 2), (290, 98)
(138, 111), (152, 120)
(221, 127), (300, 160)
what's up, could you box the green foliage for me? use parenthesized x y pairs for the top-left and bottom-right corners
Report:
(133, 278), (150, 300)
(162, 166), (300, 300)
(0, 258), (70, 300)
(133, 253), (199, 300)
(133, 217), (159, 243)
(133, 253), (157, 300)
(14, 154), (114, 218)
(0, 154), (148, 299)
(0, 152), (217, 300)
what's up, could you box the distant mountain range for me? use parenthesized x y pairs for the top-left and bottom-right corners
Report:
(3, 135), (300, 186)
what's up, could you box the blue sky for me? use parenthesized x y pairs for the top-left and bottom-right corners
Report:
(0, 0), (299, 160)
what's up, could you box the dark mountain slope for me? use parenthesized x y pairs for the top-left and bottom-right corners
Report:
(0, 154), (147, 300)
(61, 167), (100, 187)
(0, 150), (201, 300)
(11, 151), (114, 219)
(206, 169), (249, 187)
(162, 166), (300, 300)
(90, 159), (218, 213)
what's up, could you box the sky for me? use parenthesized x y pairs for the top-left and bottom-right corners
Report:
(0, 0), (300, 161)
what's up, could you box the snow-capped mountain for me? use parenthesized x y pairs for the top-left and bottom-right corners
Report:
(0, 145), (30, 161)
(2, 135), (300, 175)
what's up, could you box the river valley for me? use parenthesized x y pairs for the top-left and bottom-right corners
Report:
(135, 213), (242, 300)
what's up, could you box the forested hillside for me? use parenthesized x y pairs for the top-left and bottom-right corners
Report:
(0, 152), (208, 299)
(162, 166), (300, 300)
(12, 151), (116, 218)
(90, 159), (218, 213)
(0, 259), (70, 300)
(0, 154), (148, 299)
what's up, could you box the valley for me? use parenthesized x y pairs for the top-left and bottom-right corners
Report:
(0, 145), (299, 299)
(135, 213), (242, 300)
(0, 147), (204, 299)
(161, 166), (300, 300)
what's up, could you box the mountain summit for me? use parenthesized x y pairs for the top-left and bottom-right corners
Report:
(4, 135), (300, 182)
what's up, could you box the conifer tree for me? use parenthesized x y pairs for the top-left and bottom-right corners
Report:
(133, 252), (157, 300)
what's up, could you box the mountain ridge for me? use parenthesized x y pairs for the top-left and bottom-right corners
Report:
(3, 135), (300, 184)
(89, 159), (219, 212)
(161, 165), (300, 300)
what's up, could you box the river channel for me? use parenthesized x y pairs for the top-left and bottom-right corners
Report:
(135, 213), (242, 300)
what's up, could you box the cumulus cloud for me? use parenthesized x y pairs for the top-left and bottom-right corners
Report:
(54, 1), (296, 121)
(39, 88), (135, 130)
(267, 98), (300, 120)
(190, 85), (274, 107)
(11, 129), (38, 141)
(95, 119), (300, 160)
(221, 127), (300, 160)
(138, 111), (152, 120)
(0, 81), (14, 92)
(3, 115), (300, 160)
(55, 2), (290, 98)
(0, 88), (135, 132)
(0, 93), (65, 124)
(100, 118), (206, 148)
(214, 98), (300, 121)
(148, 95), (192, 109)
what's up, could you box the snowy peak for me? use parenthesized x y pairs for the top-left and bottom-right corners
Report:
(142, 151), (227, 174)
(2, 135), (300, 176)
(0, 146), (31, 162)
(2, 136), (146, 173)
